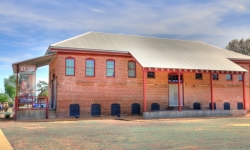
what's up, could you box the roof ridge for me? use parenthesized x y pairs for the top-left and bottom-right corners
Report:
(50, 31), (92, 46)
(197, 41), (224, 49)
(198, 41), (250, 58)
(90, 31), (202, 43)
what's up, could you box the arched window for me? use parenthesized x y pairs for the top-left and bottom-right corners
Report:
(91, 104), (101, 116)
(193, 102), (201, 110)
(131, 103), (140, 115)
(65, 57), (75, 76)
(86, 58), (95, 77)
(209, 102), (216, 110)
(151, 103), (160, 111)
(106, 60), (115, 77)
(237, 102), (243, 110)
(128, 61), (136, 78)
(224, 102), (230, 110)
(69, 104), (80, 116)
(111, 104), (120, 116)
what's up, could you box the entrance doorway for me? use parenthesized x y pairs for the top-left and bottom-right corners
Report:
(169, 84), (183, 106)
(168, 74), (183, 106)
(50, 78), (57, 109)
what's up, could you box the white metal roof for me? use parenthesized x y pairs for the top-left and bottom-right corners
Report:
(12, 54), (56, 74)
(48, 32), (250, 72)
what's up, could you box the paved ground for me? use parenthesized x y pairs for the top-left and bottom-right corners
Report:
(0, 114), (250, 150)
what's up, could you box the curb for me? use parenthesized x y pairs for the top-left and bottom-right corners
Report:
(0, 129), (13, 150)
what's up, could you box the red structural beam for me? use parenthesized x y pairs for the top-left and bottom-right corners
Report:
(178, 71), (181, 111)
(143, 69), (147, 112)
(46, 97), (49, 119)
(210, 72), (214, 110)
(145, 68), (244, 75)
(243, 73), (246, 110)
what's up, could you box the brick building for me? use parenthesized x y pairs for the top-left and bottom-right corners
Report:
(13, 32), (250, 118)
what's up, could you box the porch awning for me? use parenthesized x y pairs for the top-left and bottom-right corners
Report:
(12, 54), (56, 74)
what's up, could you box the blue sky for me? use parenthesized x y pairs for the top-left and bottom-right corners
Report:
(0, 0), (250, 93)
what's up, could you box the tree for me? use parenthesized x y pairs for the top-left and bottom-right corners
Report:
(37, 81), (48, 97)
(226, 38), (250, 55)
(0, 93), (9, 103)
(4, 74), (16, 100)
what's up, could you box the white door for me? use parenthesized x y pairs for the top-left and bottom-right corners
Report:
(169, 84), (183, 106)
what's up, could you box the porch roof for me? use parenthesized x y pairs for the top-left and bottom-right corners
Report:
(12, 54), (56, 74)
(46, 32), (249, 72)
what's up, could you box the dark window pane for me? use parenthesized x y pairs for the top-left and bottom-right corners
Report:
(91, 104), (101, 116)
(106, 60), (115, 77)
(106, 61), (114, 68)
(86, 59), (95, 76)
(238, 75), (243, 81)
(195, 73), (202, 80)
(131, 103), (140, 115)
(106, 69), (114, 77)
(66, 58), (74, 76)
(147, 72), (155, 78)
(111, 104), (120, 116)
(213, 74), (218, 80)
(151, 103), (160, 111)
(128, 62), (135, 69)
(69, 104), (80, 116)
(193, 102), (201, 110)
(128, 61), (136, 77)
(86, 60), (94, 67)
(66, 68), (74, 75)
(86, 68), (94, 76)
(168, 75), (183, 83)
(128, 70), (135, 77)
(224, 102), (230, 110)
(66, 59), (74, 67)
(226, 74), (232, 81)
(237, 102), (243, 110)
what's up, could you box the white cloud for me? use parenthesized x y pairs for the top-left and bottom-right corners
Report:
(0, 0), (250, 94)
(0, 0), (249, 40)
(90, 8), (105, 13)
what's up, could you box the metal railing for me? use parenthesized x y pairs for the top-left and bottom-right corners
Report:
(14, 96), (49, 120)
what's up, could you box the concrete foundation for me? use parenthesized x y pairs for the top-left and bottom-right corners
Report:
(143, 110), (247, 119)
(16, 110), (46, 120)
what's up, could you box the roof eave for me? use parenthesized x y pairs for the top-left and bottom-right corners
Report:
(49, 46), (130, 54)
(12, 53), (56, 74)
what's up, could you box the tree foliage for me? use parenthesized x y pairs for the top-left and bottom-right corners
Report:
(4, 74), (16, 100)
(226, 38), (250, 55)
(0, 93), (9, 103)
(37, 80), (48, 97)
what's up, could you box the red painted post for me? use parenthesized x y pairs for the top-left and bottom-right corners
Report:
(31, 96), (34, 110)
(243, 73), (246, 110)
(143, 69), (147, 112)
(15, 65), (19, 121)
(14, 96), (18, 120)
(46, 97), (49, 119)
(178, 71), (181, 111)
(210, 72), (214, 110)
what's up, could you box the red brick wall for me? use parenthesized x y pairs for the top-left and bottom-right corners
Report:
(183, 69), (249, 110)
(52, 53), (144, 117)
(49, 53), (250, 118)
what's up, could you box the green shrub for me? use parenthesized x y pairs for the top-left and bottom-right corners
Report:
(5, 112), (10, 118)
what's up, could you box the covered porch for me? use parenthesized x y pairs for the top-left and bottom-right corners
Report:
(12, 54), (56, 120)
(141, 67), (248, 119)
